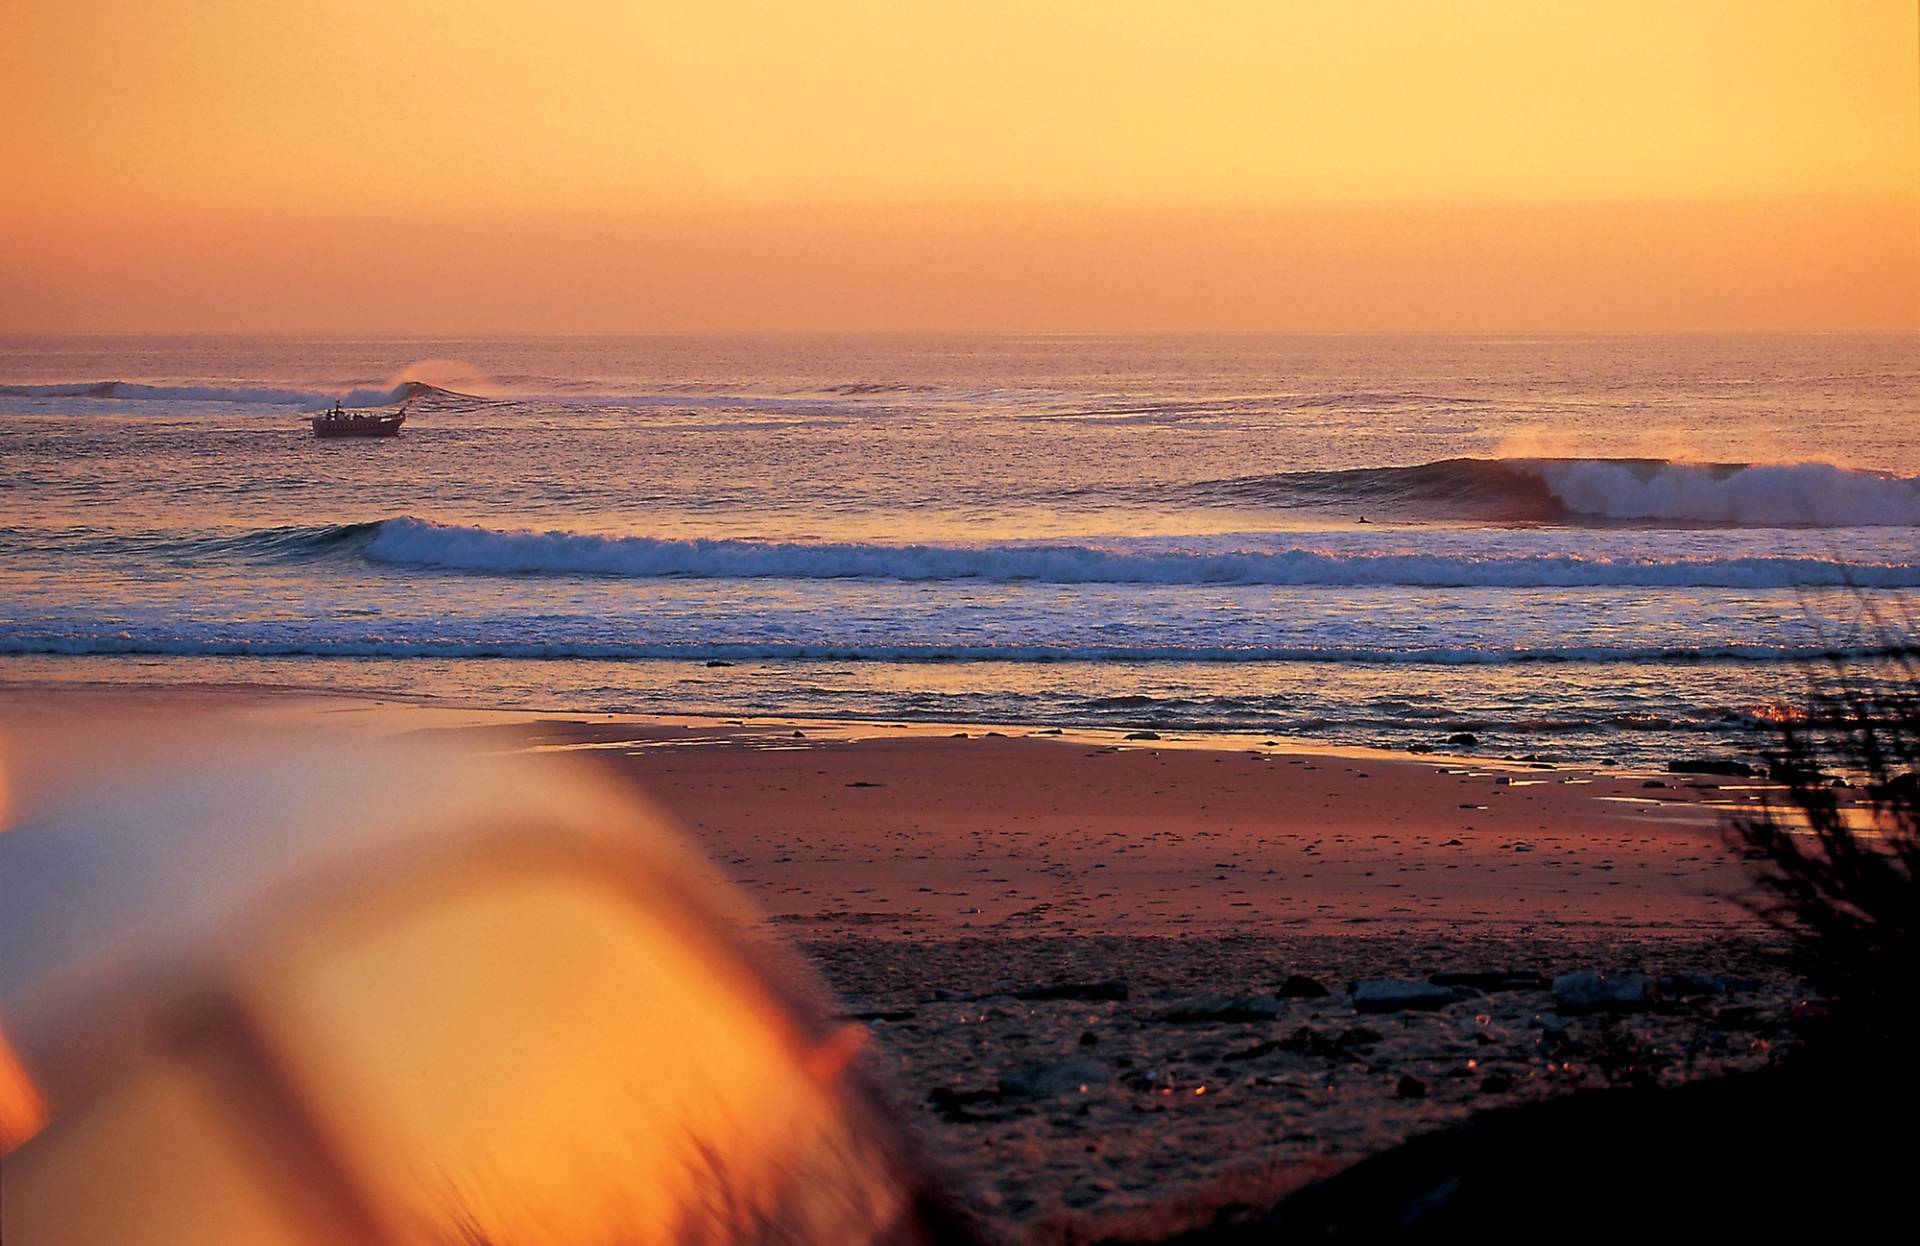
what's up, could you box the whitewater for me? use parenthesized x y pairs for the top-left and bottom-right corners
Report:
(357, 517), (1920, 588)
(3, 332), (1915, 763)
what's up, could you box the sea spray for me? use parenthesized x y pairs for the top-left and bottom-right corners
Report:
(1533, 460), (1920, 526)
(1192, 458), (1920, 527)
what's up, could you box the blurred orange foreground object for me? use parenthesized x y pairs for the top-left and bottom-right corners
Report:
(0, 713), (974, 1245)
(0, 1025), (50, 1152)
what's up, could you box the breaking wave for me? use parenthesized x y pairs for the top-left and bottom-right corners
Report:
(1194, 457), (1920, 527)
(355, 518), (1920, 589)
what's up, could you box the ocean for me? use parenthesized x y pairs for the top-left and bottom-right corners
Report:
(3, 333), (1915, 764)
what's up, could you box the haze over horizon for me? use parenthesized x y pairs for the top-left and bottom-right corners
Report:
(4, 1), (1915, 333)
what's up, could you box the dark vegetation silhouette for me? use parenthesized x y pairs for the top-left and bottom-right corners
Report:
(1724, 644), (1919, 1048)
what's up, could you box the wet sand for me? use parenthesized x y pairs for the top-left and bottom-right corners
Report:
(4, 684), (1770, 938)
(495, 716), (1765, 939)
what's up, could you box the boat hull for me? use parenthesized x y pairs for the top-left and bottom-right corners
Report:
(312, 413), (405, 438)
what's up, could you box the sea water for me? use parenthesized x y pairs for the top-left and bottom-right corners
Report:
(3, 333), (1914, 763)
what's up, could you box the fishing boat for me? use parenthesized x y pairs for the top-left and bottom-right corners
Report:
(312, 399), (408, 439)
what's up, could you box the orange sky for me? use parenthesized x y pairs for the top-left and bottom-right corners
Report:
(3, 1), (1915, 332)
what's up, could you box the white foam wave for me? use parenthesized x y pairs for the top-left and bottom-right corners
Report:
(1532, 460), (1920, 527)
(363, 519), (1919, 589)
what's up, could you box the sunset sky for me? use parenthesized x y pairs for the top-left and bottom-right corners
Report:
(3, 1), (1915, 332)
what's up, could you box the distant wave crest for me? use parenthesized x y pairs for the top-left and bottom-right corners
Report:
(357, 518), (1920, 588)
(0, 379), (460, 409)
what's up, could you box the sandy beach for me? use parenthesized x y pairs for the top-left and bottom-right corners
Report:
(501, 713), (1802, 1236)
(1, 685), (1815, 1237)
(563, 721), (1761, 939)
(6, 683), (1770, 938)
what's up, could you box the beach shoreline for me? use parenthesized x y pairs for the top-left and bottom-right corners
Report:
(0, 676), (1777, 933)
